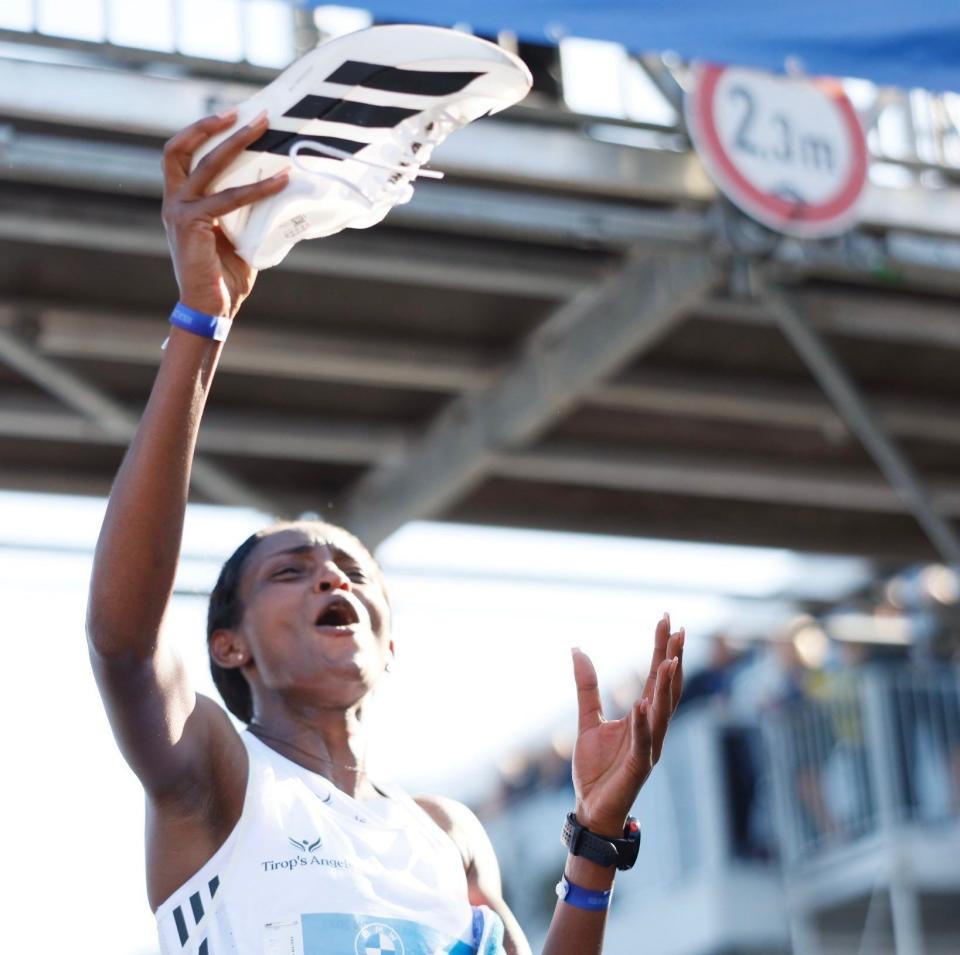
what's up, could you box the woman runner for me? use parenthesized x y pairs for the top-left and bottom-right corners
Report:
(87, 110), (686, 955)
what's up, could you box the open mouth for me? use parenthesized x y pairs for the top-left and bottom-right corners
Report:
(315, 597), (361, 630)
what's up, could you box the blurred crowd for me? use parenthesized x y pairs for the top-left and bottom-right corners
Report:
(477, 594), (960, 863)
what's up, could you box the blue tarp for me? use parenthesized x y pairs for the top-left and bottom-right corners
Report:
(326, 2), (960, 92)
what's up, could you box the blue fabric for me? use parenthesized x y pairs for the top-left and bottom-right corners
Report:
(471, 905), (505, 955)
(557, 876), (612, 911)
(301, 912), (477, 953)
(319, 1), (960, 92)
(168, 302), (231, 341)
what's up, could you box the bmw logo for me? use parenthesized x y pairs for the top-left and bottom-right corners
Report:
(355, 922), (404, 955)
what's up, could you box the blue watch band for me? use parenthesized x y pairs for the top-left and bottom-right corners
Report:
(169, 302), (232, 342)
(555, 875), (612, 911)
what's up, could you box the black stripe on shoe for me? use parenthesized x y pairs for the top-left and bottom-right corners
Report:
(325, 60), (483, 96)
(208, 875), (220, 898)
(247, 129), (369, 160)
(199, 940), (209, 955)
(285, 95), (419, 128)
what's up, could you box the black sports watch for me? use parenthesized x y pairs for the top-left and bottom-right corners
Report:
(561, 812), (641, 870)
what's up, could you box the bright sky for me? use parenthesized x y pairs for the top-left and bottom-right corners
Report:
(0, 489), (868, 954)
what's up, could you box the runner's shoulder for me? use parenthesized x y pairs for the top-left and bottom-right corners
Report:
(414, 794), (489, 871)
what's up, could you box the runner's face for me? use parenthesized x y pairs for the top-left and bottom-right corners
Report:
(235, 525), (392, 708)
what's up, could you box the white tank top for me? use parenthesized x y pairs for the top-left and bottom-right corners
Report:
(155, 731), (480, 955)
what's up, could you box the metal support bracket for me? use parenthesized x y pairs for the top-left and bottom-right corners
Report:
(339, 249), (717, 547)
(0, 321), (277, 514)
(763, 283), (960, 565)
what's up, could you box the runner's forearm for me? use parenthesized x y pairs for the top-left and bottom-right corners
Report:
(87, 328), (222, 657)
(540, 855), (617, 955)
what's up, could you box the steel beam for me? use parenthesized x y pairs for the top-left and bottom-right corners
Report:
(16, 306), (960, 447)
(0, 203), (599, 298)
(339, 250), (717, 546)
(592, 371), (960, 446)
(0, 56), (715, 203)
(638, 55), (687, 115)
(0, 403), (403, 465)
(703, 291), (960, 350)
(764, 286), (960, 564)
(3, 52), (960, 242)
(494, 448), (960, 516)
(5, 126), (960, 277)
(0, 322), (276, 513)
(4, 56), (960, 237)
(0, 28), (280, 82)
(16, 308), (496, 392)
(0, 131), (707, 248)
(9, 403), (960, 517)
(9, 304), (960, 455)
(4, 172), (960, 337)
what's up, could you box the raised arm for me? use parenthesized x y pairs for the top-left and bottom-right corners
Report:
(540, 615), (685, 955)
(422, 618), (684, 955)
(86, 110), (288, 798)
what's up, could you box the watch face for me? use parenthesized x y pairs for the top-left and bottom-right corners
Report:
(555, 877), (569, 901)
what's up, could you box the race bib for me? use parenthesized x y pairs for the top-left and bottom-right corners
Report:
(264, 913), (477, 955)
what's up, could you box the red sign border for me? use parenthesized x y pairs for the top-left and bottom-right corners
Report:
(688, 63), (868, 232)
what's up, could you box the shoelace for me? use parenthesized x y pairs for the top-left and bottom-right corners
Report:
(288, 107), (462, 208)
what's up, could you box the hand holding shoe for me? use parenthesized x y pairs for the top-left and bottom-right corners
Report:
(161, 110), (289, 320)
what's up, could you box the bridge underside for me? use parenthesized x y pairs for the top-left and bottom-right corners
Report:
(2, 33), (960, 564)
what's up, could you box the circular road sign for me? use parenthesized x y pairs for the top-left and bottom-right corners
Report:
(686, 63), (868, 237)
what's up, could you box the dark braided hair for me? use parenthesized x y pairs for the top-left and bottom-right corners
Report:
(207, 521), (390, 723)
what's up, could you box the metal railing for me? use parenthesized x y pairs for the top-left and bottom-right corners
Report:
(0, 0), (300, 68)
(765, 666), (960, 866)
(483, 704), (790, 955)
(482, 665), (959, 955)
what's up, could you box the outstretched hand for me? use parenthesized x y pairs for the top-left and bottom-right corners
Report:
(570, 614), (684, 837)
(160, 110), (289, 320)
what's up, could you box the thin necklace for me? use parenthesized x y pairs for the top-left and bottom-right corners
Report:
(248, 723), (367, 775)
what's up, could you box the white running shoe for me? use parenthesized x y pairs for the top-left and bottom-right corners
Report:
(194, 24), (532, 269)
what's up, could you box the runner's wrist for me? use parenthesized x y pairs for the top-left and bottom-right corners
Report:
(563, 854), (617, 891)
(164, 324), (222, 352)
(574, 805), (628, 839)
(178, 295), (230, 319)
(165, 303), (233, 348)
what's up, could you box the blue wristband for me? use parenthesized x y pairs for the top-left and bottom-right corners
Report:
(169, 302), (232, 342)
(555, 875), (612, 911)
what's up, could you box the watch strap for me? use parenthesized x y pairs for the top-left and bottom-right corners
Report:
(561, 812), (641, 871)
